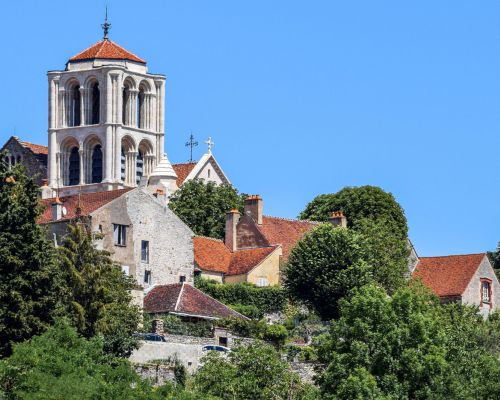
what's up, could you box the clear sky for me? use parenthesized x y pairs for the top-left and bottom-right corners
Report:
(0, 1), (498, 256)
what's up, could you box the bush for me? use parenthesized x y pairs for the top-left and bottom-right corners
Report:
(195, 278), (287, 316)
(230, 303), (262, 319)
(142, 314), (213, 338)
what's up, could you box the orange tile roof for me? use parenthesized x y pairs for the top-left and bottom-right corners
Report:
(38, 188), (132, 224)
(20, 141), (48, 155)
(172, 162), (197, 187)
(144, 283), (246, 319)
(69, 39), (146, 64)
(193, 236), (277, 276)
(413, 253), (486, 297)
(259, 216), (318, 261)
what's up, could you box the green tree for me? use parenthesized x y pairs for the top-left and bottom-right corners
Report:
(194, 342), (319, 400)
(299, 186), (409, 294)
(0, 155), (63, 357)
(169, 179), (246, 239)
(58, 223), (140, 357)
(283, 224), (372, 320)
(0, 319), (160, 400)
(488, 241), (499, 270)
(316, 283), (500, 399)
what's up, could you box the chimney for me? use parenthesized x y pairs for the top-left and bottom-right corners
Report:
(329, 211), (347, 228)
(244, 195), (263, 225)
(51, 197), (63, 221)
(225, 209), (240, 252)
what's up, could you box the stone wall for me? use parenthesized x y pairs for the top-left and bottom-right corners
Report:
(1, 137), (47, 186)
(289, 362), (320, 385)
(134, 363), (176, 386)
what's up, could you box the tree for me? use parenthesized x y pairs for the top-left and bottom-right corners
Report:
(169, 179), (246, 239)
(0, 155), (63, 358)
(58, 223), (140, 357)
(0, 319), (161, 400)
(283, 224), (372, 320)
(316, 283), (500, 399)
(488, 242), (499, 270)
(299, 186), (409, 294)
(193, 342), (319, 400)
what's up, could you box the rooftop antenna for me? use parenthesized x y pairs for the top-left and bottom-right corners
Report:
(102, 6), (111, 39)
(185, 132), (198, 162)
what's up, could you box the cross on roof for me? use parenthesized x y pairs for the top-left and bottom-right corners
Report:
(102, 7), (111, 39)
(185, 133), (198, 162)
(205, 137), (214, 154)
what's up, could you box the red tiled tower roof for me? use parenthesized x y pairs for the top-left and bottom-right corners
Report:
(69, 39), (146, 64)
(413, 253), (487, 297)
(172, 163), (197, 187)
(144, 283), (247, 320)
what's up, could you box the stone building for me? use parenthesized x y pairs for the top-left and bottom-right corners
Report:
(1, 136), (48, 185)
(413, 253), (500, 317)
(39, 188), (194, 304)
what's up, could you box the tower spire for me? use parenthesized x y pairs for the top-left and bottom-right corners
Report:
(101, 6), (111, 39)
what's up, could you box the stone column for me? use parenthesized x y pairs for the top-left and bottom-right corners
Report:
(78, 149), (85, 185)
(103, 126), (113, 183)
(48, 131), (58, 187)
(129, 90), (138, 127)
(59, 89), (66, 127)
(115, 129), (122, 182)
(79, 87), (86, 125)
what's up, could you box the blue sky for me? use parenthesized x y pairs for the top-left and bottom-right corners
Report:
(0, 1), (499, 256)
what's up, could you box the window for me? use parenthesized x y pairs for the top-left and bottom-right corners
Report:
(68, 85), (81, 127)
(482, 280), (491, 304)
(91, 144), (103, 183)
(144, 270), (152, 284)
(141, 240), (149, 263)
(68, 147), (80, 186)
(91, 82), (100, 124)
(179, 275), (186, 283)
(207, 168), (211, 178)
(113, 224), (126, 246)
(256, 277), (269, 287)
(121, 265), (129, 275)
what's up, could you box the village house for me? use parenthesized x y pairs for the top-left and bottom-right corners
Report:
(412, 253), (500, 317)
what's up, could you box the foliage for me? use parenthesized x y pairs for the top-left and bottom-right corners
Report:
(142, 313), (214, 338)
(316, 283), (500, 399)
(283, 224), (372, 320)
(194, 342), (320, 400)
(196, 278), (288, 316)
(286, 344), (318, 362)
(229, 303), (262, 319)
(0, 156), (64, 357)
(488, 241), (500, 270)
(58, 223), (141, 357)
(0, 319), (162, 400)
(169, 179), (246, 239)
(299, 185), (408, 239)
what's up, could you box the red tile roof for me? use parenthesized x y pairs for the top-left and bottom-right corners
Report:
(413, 253), (487, 297)
(20, 141), (48, 155)
(38, 188), (132, 224)
(193, 236), (278, 276)
(260, 216), (317, 260)
(69, 39), (146, 64)
(172, 162), (197, 187)
(144, 283), (247, 320)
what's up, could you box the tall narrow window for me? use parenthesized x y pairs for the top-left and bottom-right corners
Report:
(113, 224), (127, 246)
(69, 85), (81, 127)
(482, 281), (491, 304)
(144, 270), (152, 284)
(91, 145), (103, 183)
(68, 147), (80, 186)
(120, 148), (126, 181)
(91, 82), (100, 124)
(137, 88), (145, 129)
(141, 240), (149, 263)
(122, 87), (130, 125)
(136, 150), (144, 184)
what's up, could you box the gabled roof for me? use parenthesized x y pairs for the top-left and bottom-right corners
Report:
(193, 236), (278, 276)
(1, 136), (48, 167)
(172, 162), (197, 187)
(259, 216), (318, 260)
(69, 39), (146, 64)
(144, 283), (247, 320)
(413, 253), (487, 297)
(38, 188), (133, 224)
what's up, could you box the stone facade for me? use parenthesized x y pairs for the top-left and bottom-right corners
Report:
(1, 136), (47, 186)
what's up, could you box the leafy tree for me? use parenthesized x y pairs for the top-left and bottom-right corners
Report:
(488, 241), (499, 270)
(194, 342), (319, 400)
(0, 319), (161, 400)
(299, 186), (409, 295)
(169, 179), (246, 239)
(283, 224), (372, 320)
(316, 283), (500, 399)
(0, 155), (63, 357)
(58, 223), (140, 357)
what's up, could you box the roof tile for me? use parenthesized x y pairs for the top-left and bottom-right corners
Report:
(172, 162), (197, 186)
(69, 39), (145, 64)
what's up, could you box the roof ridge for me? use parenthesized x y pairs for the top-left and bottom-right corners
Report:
(263, 214), (319, 224)
(174, 282), (185, 311)
(193, 235), (224, 242)
(419, 253), (486, 259)
(172, 162), (197, 166)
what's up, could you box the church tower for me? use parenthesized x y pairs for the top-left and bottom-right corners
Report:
(45, 19), (166, 197)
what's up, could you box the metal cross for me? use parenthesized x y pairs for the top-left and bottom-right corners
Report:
(185, 133), (198, 162)
(205, 137), (214, 154)
(102, 6), (111, 39)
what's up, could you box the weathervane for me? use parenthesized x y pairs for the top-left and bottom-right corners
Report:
(102, 6), (111, 39)
(205, 137), (214, 154)
(185, 133), (198, 162)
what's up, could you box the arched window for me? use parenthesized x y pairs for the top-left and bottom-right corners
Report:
(91, 82), (100, 124)
(68, 85), (81, 127)
(136, 150), (144, 184)
(120, 148), (126, 181)
(137, 88), (145, 129)
(91, 145), (103, 183)
(68, 147), (80, 186)
(122, 87), (130, 125)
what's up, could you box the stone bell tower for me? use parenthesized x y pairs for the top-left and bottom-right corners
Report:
(44, 17), (168, 198)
